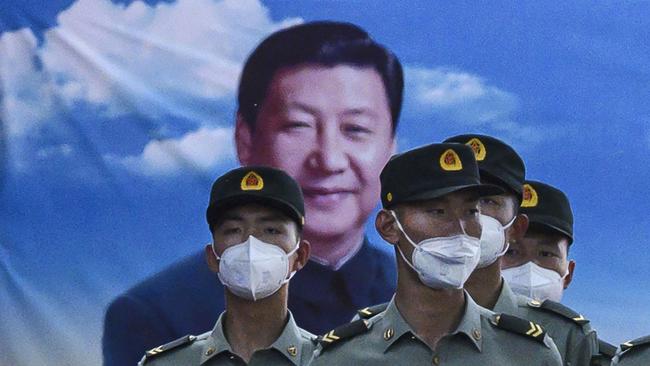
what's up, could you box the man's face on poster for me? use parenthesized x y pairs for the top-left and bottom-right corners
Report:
(236, 64), (395, 241)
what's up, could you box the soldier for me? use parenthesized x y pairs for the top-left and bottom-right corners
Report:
(312, 143), (562, 365)
(501, 180), (615, 365)
(592, 339), (617, 366)
(439, 135), (597, 366)
(612, 335), (650, 365)
(138, 166), (315, 365)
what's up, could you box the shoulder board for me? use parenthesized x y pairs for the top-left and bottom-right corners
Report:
(598, 339), (617, 358)
(318, 319), (370, 350)
(357, 302), (389, 320)
(140, 335), (196, 364)
(527, 299), (590, 326)
(620, 334), (650, 353)
(490, 313), (547, 345)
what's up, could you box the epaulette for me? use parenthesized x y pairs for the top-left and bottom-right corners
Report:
(490, 313), (547, 345)
(527, 299), (590, 326)
(598, 339), (617, 358)
(318, 319), (370, 350)
(620, 334), (650, 354)
(140, 335), (196, 364)
(356, 302), (388, 320)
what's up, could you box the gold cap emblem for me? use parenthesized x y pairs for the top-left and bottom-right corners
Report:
(440, 149), (463, 171)
(386, 192), (393, 202)
(521, 184), (539, 207)
(466, 138), (486, 161)
(240, 171), (264, 191)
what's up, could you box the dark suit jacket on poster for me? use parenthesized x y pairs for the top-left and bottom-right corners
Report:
(102, 238), (396, 366)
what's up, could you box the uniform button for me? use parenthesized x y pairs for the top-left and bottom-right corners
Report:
(432, 355), (440, 365)
(205, 347), (214, 356)
(383, 328), (395, 341)
(229, 355), (235, 360)
(472, 329), (481, 340)
(287, 345), (297, 357)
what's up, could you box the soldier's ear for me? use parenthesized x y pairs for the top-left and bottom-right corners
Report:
(205, 244), (220, 273)
(235, 113), (253, 165)
(509, 213), (529, 242)
(563, 260), (575, 289)
(292, 239), (311, 272)
(376, 209), (400, 245)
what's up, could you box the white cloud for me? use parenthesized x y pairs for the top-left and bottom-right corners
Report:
(406, 66), (519, 124)
(120, 126), (235, 176)
(36, 144), (74, 159)
(1, 0), (302, 138)
(0, 29), (59, 137)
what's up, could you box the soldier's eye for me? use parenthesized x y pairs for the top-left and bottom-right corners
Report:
(223, 227), (241, 235)
(265, 227), (282, 234)
(539, 251), (557, 258)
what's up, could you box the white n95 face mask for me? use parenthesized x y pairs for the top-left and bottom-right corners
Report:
(477, 214), (516, 268)
(390, 211), (481, 290)
(502, 262), (566, 302)
(213, 235), (299, 301)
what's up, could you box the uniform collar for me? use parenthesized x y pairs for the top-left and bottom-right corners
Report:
(381, 291), (484, 353)
(493, 280), (520, 314)
(200, 311), (304, 366)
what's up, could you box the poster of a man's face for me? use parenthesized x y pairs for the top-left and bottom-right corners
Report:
(235, 64), (395, 242)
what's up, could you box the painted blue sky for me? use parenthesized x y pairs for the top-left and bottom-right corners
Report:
(1, 1), (649, 364)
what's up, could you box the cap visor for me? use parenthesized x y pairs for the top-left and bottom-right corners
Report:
(527, 216), (574, 244)
(399, 183), (504, 204)
(207, 194), (303, 228)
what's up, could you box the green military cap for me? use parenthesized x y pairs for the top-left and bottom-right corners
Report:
(444, 134), (526, 197)
(206, 166), (305, 228)
(380, 143), (503, 208)
(520, 180), (573, 244)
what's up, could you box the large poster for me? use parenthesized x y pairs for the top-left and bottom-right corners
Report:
(2, 1), (649, 365)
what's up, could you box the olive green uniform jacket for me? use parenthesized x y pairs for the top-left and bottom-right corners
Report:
(138, 311), (316, 365)
(495, 281), (598, 366)
(611, 335), (650, 366)
(312, 293), (562, 365)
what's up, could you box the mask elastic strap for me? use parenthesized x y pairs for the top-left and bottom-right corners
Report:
(389, 210), (422, 273)
(503, 215), (517, 230)
(211, 243), (221, 260)
(281, 240), (301, 283)
(496, 241), (510, 258)
(496, 216), (517, 258)
(389, 210), (419, 248)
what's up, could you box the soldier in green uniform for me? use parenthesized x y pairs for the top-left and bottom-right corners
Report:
(312, 143), (562, 365)
(592, 339), (617, 366)
(138, 166), (316, 365)
(500, 179), (613, 366)
(442, 134), (599, 366)
(612, 335), (650, 365)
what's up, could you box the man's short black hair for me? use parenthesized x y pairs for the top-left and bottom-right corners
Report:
(237, 21), (403, 133)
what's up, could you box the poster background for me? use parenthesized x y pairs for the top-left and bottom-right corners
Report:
(1, 1), (649, 365)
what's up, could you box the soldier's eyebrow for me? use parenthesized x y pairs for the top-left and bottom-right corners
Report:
(538, 240), (562, 249)
(258, 215), (288, 224)
(220, 213), (244, 222)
